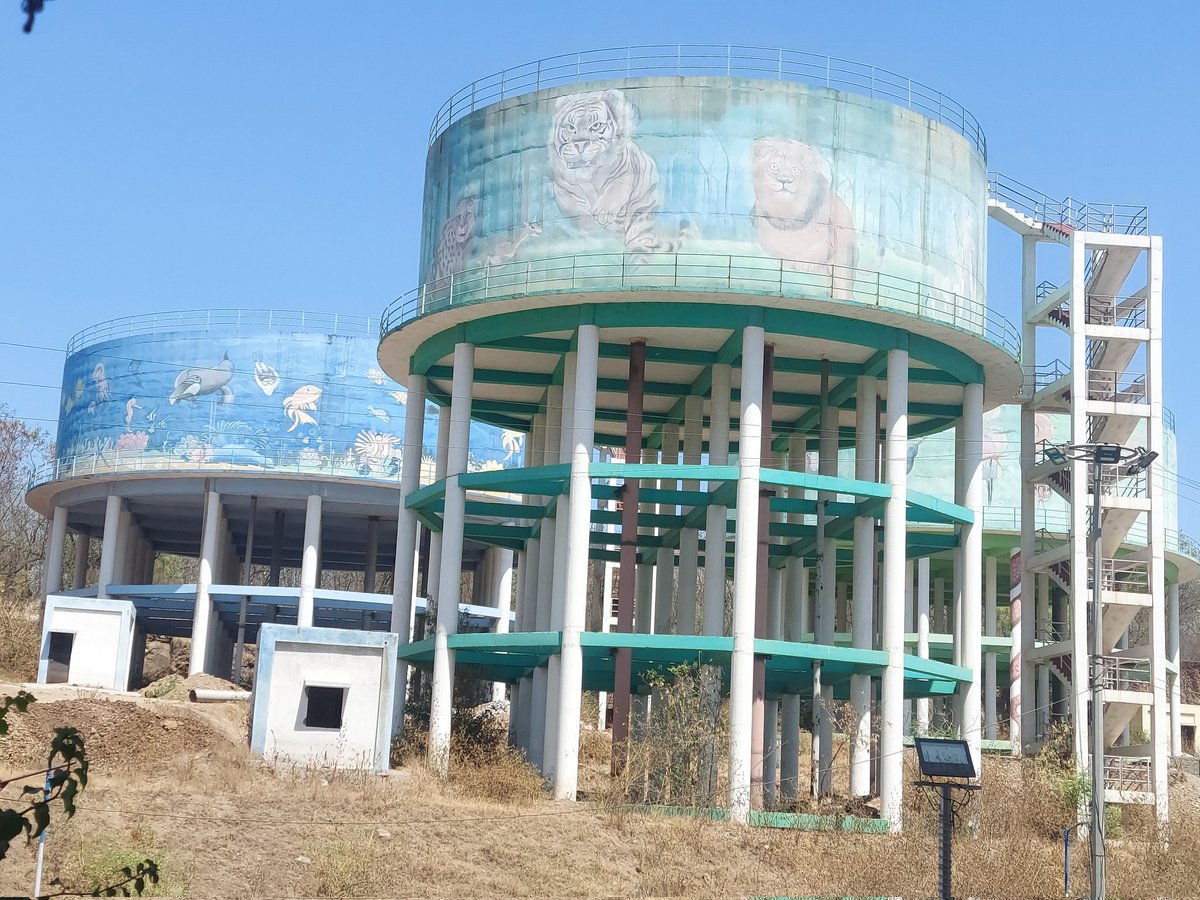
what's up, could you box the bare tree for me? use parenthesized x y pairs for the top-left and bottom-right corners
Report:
(0, 409), (52, 601)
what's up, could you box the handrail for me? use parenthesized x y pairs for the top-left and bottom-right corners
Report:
(427, 44), (987, 157)
(987, 172), (1149, 235)
(380, 251), (1020, 361)
(66, 309), (383, 355)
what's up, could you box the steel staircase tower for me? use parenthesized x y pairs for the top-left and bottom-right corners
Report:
(989, 175), (1168, 823)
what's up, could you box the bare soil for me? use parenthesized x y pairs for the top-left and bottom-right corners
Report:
(3, 685), (1200, 898)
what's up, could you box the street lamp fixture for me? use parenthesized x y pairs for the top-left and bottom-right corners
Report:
(1040, 441), (1156, 900)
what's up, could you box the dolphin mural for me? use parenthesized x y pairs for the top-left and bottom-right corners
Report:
(168, 352), (236, 405)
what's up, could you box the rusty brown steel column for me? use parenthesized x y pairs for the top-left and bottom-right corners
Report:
(611, 340), (645, 775)
(750, 343), (774, 809)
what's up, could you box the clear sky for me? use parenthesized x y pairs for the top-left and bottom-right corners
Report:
(2, 1), (1197, 531)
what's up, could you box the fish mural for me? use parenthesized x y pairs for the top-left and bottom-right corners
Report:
(283, 384), (322, 432)
(254, 358), (280, 396)
(169, 352), (236, 405)
(388, 390), (407, 405)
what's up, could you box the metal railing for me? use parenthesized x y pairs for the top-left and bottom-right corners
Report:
(1035, 620), (1070, 643)
(1034, 359), (1070, 390)
(1085, 294), (1147, 330)
(66, 309), (382, 355)
(1087, 369), (1146, 404)
(1104, 756), (1152, 793)
(427, 45), (987, 155)
(987, 173), (1149, 235)
(1090, 558), (1151, 594)
(380, 251), (1020, 360)
(1101, 657), (1152, 693)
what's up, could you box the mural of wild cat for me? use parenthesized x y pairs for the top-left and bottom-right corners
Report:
(750, 138), (857, 299)
(548, 89), (683, 254)
(429, 195), (478, 282)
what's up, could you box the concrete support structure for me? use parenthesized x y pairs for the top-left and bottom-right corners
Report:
(44, 506), (68, 596)
(188, 489), (220, 676)
(880, 348), (909, 832)
(729, 325), (764, 824)
(984, 554), (998, 739)
(850, 375), (876, 796)
(960, 383), (984, 771)
(298, 493), (322, 629)
(1169, 581), (1182, 757)
(391, 373), (427, 734)
(71, 531), (90, 590)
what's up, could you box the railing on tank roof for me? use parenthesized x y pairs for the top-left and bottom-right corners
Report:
(428, 45), (987, 156)
(1165, 407), (1176, 433)
(987, 172), (1149, 235)
(66, 309), (382, 355)
(380, 251), (1020, 361)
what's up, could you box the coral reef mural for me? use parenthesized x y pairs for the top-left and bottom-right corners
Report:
(57, 326), (522, 483)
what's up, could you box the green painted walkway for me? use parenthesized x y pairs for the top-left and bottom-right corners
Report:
(397, 630), (971, 701)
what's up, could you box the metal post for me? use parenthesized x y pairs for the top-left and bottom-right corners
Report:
(1089, 453), (1106, 900)
(940, 783), (953, 900)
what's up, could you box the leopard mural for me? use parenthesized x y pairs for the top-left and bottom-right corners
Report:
(750, 138), (857, 299)
(547, 89), (682, 255)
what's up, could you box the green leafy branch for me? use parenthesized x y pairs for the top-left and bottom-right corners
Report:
(37, 859), (161, 898)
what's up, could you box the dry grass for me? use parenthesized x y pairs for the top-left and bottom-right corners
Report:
(6, 686), (1200, 897)
(0, 595), (40, 680)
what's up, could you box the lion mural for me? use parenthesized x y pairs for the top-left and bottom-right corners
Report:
(548, 90), (678, 254)
(750, 138), (857, 298)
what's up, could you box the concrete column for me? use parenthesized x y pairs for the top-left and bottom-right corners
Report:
(1017, 233), (1038, 754)
(850, 375), (876, 796)
(780, 556), (807, 805)
(71, 532), (90, 590)
(188, 489), (220, 676)
(880, 348), (909, 832)
(677, 394), (703, 636)
(96, 495), (123, 599)
(429, 341), (475, 777)
(363, 516), (379, 593)
(389, 374), (426, 734)
(780, 434), (805, 806)
(530, 385), (562, 772)
(984, 554), (998, 740)
(112, 507), (132, 587)
(903, 560), (914, 736)
(544, 351), (578, 778)
(233, 495), (257, 683)
(426, 406), (452, 632)
(916, 557), (931, 733)
(728, 325), (764, 824)
(43, 506), (68, 596)
(959, 383), (984, 773)
(553, 323), (598, 801)
(763, 567), (782, 808)
(1035, 573), (1050, 740)
(519, 416), (544, 759)
(703, 364), (732, 636)
(813, 361), (836, 798)
(298, 493), (322, 628)
(492, 546), (515, 704)
(269, 510), (284, 587)
(1169, 581), (1182, 757)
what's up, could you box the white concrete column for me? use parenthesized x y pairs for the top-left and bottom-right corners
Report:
(390, 373), (426, 735)
(984, 554), (998, 740)
(780, 555), (807, 804)
(728, 326), (764, 824)
(553, 323), (598, 801)
(71, 532), (90, 590)
(530, 399), (560, 770)
(960, 383), (984, 771)
(813, 363), (837, 798)
(492, 546), (515, 704)
(850, 374), (876, 796)
(677, 395), (703, 636)
(879, 348), (909, 832)
(543, 352), (578, 779)
(763, 567), (782, 808)
(96, 494), (123, 599)
(112, 507), (132, 586)
(297, 493), (322, 628)
(188, 489), (220, 676)
(703, 364), (732, 635)
(429, 341), (475, 777)
(43, 506), (68, 596)
(427, 405), (452, 628)
(916, 557), (931, 733)
(903, 560), (914, 736)
(1018, 233), (1038, 754)
(1169, 581), (1182, 757)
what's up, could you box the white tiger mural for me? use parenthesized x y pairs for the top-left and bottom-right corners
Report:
(750, 138), (857, 299)
(547, 90), (683, 254)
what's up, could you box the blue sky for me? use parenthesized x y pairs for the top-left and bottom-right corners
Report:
(2, 1), (1197, 530)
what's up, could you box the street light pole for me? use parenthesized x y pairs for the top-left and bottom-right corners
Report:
(1089, 450), (1105, 900)
(1041, 441), (1157, 900)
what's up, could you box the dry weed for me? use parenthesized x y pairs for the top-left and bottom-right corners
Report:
(0, 595), (40, 679)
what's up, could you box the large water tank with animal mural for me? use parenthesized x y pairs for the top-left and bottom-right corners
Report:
(47, 310), (523, 483)
(409, 47), (987, 334)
